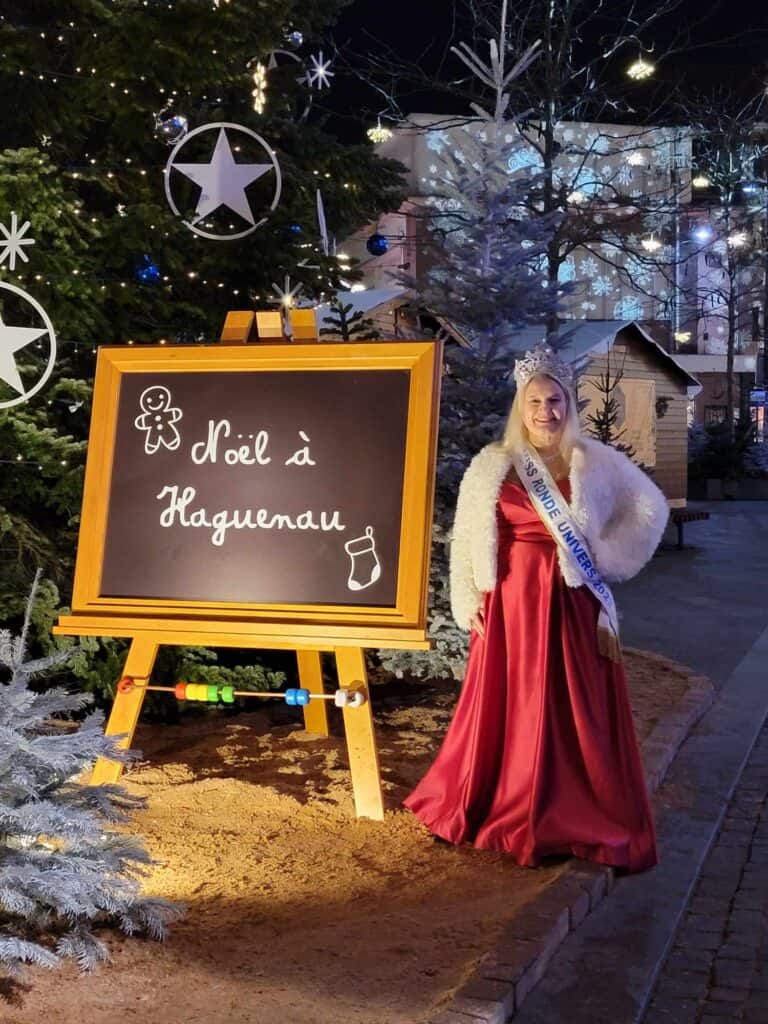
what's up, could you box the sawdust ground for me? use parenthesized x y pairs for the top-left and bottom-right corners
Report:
(4, 648), (695, 1024)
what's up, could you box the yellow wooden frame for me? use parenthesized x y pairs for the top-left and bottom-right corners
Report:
(55, 340), (441, 649)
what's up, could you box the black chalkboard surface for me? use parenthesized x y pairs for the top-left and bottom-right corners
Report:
(100, 368), (410, 606)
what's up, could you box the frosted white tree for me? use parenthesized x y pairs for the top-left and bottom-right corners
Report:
(380, 2), (567, 680)
(0, 573), (180, 986)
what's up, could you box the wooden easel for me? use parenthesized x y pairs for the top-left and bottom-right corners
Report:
(55, 313), (440, 823)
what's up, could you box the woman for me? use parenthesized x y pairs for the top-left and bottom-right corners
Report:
(404, 344), (669, 874)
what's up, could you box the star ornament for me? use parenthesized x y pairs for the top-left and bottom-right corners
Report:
(164, 122), (282, 241)
(0, 282), (57, 411)
(0, 212), (35, 272)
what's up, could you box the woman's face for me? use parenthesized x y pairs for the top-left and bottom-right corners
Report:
(522, 375), (568, 449)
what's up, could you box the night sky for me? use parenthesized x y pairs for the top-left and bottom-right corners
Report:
(323, 0), (768, 139)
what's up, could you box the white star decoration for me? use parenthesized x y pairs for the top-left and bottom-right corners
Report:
(306, 51), (334, 90)
(0, 282), (57, 410)
(0, 316), (47, 395)
(173, 127), (273, 227)
(0, 213), (35, 272)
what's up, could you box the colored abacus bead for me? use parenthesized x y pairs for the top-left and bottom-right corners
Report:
(295, 688), (310, 706)
(207, 684), (219, 703)
(334, 688), (367, 708)
(220, 685), (235, 704)
(285, 688), (298, 705)
(174, 682), (188, 700)
(188, 683), (205, 701)
(117, 677), (135, 694)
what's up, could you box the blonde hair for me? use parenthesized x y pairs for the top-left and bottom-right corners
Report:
(502, 373), (582, 457)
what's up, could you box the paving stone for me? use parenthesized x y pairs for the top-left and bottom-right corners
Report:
(712, 962), (756, 988)
(653, 972), (710, 1001)
(429, 1012), (483, 1024)
(685, 913), (727, 934)
(726, 909), (766, 931)
(643, 995), (702, 1023)
(702, 1001), (747, 1018)
(709, 986), (750, 1003)
(731, 892), (761, 910)
(674, 929), (724, 952)
(698, 879), (744, 899)
(487, 936), (541, 976)
(717, 941), (763, 958)
(689, 897), (734, 916)
(450, 995), (507, 1024)
(663, 950), (713, 975)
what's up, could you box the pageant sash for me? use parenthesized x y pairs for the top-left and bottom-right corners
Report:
(512, 445), (622, 663)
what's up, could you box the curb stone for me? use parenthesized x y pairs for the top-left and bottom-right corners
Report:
(426, 660), (716, 1024)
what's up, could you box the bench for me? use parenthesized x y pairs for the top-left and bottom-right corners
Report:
(669, 509), (710, 550)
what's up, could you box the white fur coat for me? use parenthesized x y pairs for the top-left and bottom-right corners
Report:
(449, 437), (670, 630)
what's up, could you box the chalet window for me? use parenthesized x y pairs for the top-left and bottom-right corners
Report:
(704, 405), (727, 426)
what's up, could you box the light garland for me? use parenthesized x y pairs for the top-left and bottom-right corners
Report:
(626, 57), (655, 81)
(367, 119), (393, 144)
(251, 61), (267, 114)
(640, 235), (661, 253)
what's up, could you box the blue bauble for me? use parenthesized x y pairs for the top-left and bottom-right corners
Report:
(136, 255), (161, 283)
(366, 232), (389, 256)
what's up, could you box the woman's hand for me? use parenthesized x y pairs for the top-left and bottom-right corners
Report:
(470, 607), (485, 638)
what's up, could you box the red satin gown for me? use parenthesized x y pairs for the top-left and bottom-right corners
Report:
(404, 476), (658, 874)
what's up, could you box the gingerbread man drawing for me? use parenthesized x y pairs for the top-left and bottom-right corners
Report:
(134, 385), (182, 454)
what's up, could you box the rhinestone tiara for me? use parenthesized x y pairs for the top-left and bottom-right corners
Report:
(512, 343), (575, 392)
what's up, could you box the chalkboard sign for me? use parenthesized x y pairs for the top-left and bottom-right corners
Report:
(66, 341), (441, 646)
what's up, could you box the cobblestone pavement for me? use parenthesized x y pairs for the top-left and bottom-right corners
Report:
(642, 722), (768, 1024)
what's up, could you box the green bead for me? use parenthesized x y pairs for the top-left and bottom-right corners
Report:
(220, 685), (235, 704)
(207, 683), (219, 702)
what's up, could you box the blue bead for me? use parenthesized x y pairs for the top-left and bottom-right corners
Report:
(285, 688), (297, 705)
(296, 688), (310, 706)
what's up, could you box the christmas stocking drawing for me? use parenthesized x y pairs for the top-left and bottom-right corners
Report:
(344, 526), (381, 591)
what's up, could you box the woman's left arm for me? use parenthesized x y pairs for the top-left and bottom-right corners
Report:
(590, 450), (670, 582)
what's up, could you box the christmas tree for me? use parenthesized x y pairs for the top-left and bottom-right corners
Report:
(378, 6), (567, 681)
(0, 2), (406, 682)
(0, 574), (180, 983)
(583, 351), (640, 462)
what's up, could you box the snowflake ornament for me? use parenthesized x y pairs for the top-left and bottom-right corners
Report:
(0, 213), (35, 272)
(579, 256), (599, 278)
(306, 51), (334, 90)
(591, 274), (615, 297)
(270, 274), (304, 308)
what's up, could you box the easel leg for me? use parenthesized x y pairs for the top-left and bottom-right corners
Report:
(334, 646), (384, 821)
(297, 650), (329, 736)
(91, 635), (159, 785)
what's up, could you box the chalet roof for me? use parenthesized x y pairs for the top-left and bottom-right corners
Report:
(315, 287), (406, 324)
(314, 294), (702, 399)
(500, 320), (702, 397)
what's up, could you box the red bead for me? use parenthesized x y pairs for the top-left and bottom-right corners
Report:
(175, 682), (188, 700)
(117, 677), (135, 694)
